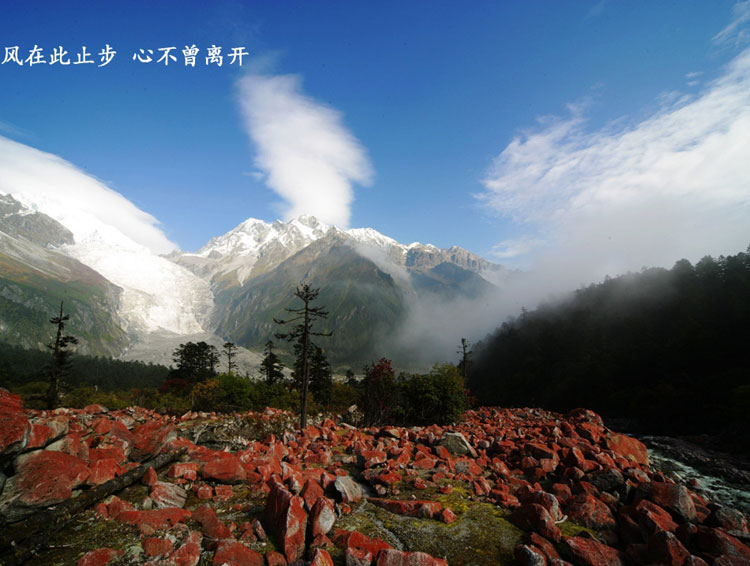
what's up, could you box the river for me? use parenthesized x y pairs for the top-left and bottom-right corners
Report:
(644, 438), (750, 516)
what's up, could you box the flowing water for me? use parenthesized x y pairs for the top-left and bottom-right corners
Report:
(647, 447), (750, 516)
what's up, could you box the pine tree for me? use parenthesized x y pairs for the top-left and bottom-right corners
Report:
(260, 340), (284, 385)
(274, 284), (332, 429)
(46, 301), (78, 409)
(223, 342), (238, 375)
(169, 341), (219, 384)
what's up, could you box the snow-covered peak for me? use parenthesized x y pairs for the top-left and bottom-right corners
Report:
(191, 215), (332, 260)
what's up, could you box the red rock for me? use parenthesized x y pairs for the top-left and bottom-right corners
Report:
(694, 527), (750, 560)
(527, 532), (562, 562)
(301, 479), (325, 510)
(334, 475), (364, 503)
(647, 531), (690, 566)
(510, 504), (562, 543)
(195, 484), (213, 500)
(202, 456), (247, 484)
(564, 447), (587, 469)
(131, 420), (176, 459)
(359, 449), (388, 468)
(168, 462), (200, 480)
(192, 503), (232, 540)
(263, 481), (307, 563)
(551, 483), (573, 504)
(47, 432), (89, 460)
(142, 466), (157, 487)
(333, 529), (392, 555)
(143, 537), (174, 557)
(565, 494), (616, 531)
(77, 547), (122, 566)
(265, 550), (286, 566)
(638, 482), (698, 524)
(473, 477), (492, 497)
(26, 423), (53, 450)
(213, 540), (264, 566)
(310, 548), (335, 566)
(374, 549), (449, 566)
(309, 497), (336, 537)
(440, 508), (457, 524)
(115, 507), (191, 531)
(311, 533), (335, 549)
(305, 450), (332, 466)
(12, 450), (89, 508)
(165, 530), (202, 566)
(87, 458), (119, 485)
(0, 391), (29, 455)
(347, 546), (375, 566)
(635, 499), (678, 533)
(605, 432), (649, 467)
(707, 507), (749, 534)
(520, 491), (563, 521)
(151, 481), (187, 509)
(213, 484), (234, 501)
(105, 495), (134, 519)
(564, 536), (627, 566)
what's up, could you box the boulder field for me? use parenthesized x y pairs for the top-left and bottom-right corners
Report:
(0, 388), (748, 566)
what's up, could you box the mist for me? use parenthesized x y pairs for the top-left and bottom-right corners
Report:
(379, 47), (750, 370)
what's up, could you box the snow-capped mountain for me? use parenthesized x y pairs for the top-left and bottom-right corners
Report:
(170, 215), (510, 366)
(174, 214), (507, 290)
(1, 189), (509, 366)
(3, 192), (213, 337)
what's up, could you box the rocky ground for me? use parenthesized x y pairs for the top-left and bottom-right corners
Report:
(1, 389), (749, 566)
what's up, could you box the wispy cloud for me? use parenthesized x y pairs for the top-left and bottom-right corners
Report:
(479, 49), (750, 279)
(713, 1), (750, 46)
(236, 73), (373, 228)
(0, 135), (177, 254)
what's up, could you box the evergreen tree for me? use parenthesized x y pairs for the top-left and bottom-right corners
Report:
(46, 301), (78, 409)
(456, 337), (472, 379)
(274, 284), (332, 429)
(223, 341), (238, 376)
(260, 340), (284, 385)
(309, 345), (333, 409)
(169, 341), (219, 384)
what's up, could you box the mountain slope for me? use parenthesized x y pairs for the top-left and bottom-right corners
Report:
(213, 234), (407, 365)
(0, 195), (127, 356)
(179, 218), (510, 367)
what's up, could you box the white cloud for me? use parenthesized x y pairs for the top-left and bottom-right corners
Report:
(713, 1), (750, 46)
(236, 73), (373, 228)
(479, 49), (750, 279)
(490, 236), (547, 260)
(0, 135), (177, 254)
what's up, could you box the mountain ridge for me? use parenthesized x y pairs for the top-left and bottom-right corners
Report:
(0, 191), (508, 367)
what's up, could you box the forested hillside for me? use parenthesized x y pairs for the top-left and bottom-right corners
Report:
(469, 247), (750, 449)
(0, 342), (168, 392)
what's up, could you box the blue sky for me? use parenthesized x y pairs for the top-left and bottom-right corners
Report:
(1, 1), (749, 278)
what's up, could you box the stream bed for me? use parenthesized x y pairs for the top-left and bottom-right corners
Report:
(643, 436), (750, 516)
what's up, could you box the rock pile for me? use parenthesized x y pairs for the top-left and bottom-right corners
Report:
(0, 389), (748, 566)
